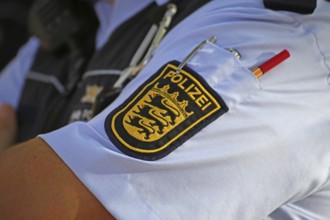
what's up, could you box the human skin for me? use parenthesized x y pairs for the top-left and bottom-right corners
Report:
(0, 2), (119, 219)
(0, 138), (115, 219)
(0, 104), (17, 153)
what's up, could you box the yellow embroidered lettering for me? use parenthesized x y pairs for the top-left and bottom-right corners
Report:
(187, 87), (202, 100)
(163, 71), (176, 79)
(201, 101), (212, 111)
(195, 95), (211, 110)
(171, 74), (184, 83)
(177, 77), (188, 90)
(184, 83), (195, 93)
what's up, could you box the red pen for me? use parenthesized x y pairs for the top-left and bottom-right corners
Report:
(252, 49), (290, 78)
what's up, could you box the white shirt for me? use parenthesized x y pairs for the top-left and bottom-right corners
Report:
(3, 0), (330, 219)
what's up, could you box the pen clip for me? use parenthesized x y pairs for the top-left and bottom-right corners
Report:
(175, 37), (241, 74)
(175, 36), (217, 74)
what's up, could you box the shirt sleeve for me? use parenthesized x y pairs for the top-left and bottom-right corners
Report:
(0, 37), (40, 108)
(40, 0), (330, 219)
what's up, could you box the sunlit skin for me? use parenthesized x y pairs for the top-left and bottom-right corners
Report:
(0, 138), (115, 219)
(0, 1), (117, 218)
(0, 0), (127, 218)
(0, 104), (17, 153)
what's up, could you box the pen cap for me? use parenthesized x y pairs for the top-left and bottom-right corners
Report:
(259, 49), (290, 73)
(263, 0), (317, 14)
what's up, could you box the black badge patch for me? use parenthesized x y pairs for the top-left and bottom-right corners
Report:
(105, 61), (228, 161)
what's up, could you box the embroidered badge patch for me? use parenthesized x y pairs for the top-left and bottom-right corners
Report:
(105, 61), (228, 160)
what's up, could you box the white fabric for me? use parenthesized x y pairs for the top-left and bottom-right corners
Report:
(0, 37), (39, 107)
(2, 0), (330, 218)
(41, 0), (330, 219)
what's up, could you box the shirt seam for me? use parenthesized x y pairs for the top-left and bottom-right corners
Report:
(285, 14), (330, 87)
(73, 123), (162, 219)
(124, 175), (162, 219)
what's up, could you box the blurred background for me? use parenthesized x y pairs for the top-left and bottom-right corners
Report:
(0, 0), (32, 71)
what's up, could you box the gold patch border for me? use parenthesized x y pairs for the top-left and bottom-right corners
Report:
(111, 63), (222, 154)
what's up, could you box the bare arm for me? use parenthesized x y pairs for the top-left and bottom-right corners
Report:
(0, 104), (17, 152)
(0, 138), (115, 220)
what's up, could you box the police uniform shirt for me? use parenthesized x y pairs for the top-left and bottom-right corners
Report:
(2, 0), (330, 219)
